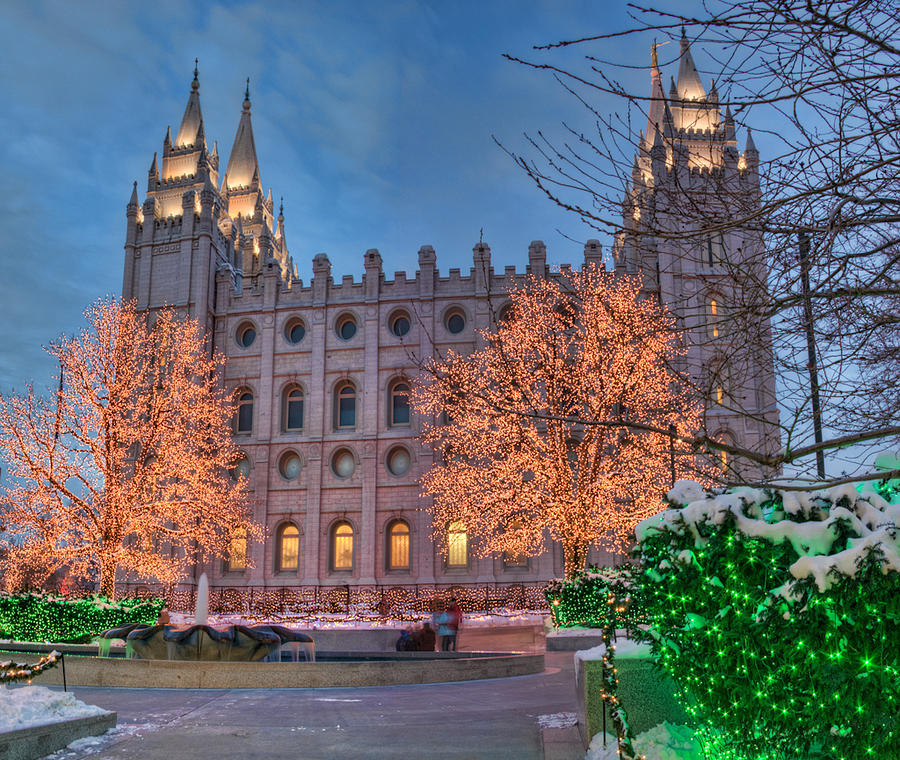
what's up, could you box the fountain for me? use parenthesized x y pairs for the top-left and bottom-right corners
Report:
(99, 573), (314, 662)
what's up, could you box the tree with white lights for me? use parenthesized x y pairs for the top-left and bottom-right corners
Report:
(0, 299), (259, 599)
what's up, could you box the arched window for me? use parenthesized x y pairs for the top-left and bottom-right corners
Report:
(387, 520), (410, 570)
(389, 380), (410, 426)
(331, 521), (354, 571)
(447, 521), (468, 568)
(232, 454), (251, 481)
(227, 527), (247, 571)
(235, 390), (253, 434)
(277, 523), (300, 572)
(335, 382), (356, 429)
(283, 386), (304, 431)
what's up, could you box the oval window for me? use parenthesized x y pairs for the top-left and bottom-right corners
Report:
(233, 455), (251, 480)
(445, 311), (465, 334)
(279, 452), (302, 480)
(387, 447), (411, 477)
(337, 315), (357, 340)
(285, 319), (306, 344)
(391, 312), (411, 337)
(332, 448), (356, 478)
(237, 323), (256, 348)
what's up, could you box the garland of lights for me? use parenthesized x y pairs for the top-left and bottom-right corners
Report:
(630, 478), (900, 760)
(0, 650), (60, 684)
(0, 593), (163, 643)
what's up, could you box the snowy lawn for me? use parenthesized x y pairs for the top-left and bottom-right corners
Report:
(586, 723), (706, 760)
(0, 685), (110, 731)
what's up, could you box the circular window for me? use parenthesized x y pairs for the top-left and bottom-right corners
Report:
(445, 311), (465, 334)
(332, 448), (356, 478)
(390, 312), (411, 337)
(285, 319), (306, 345)
(278, 451), (302, 480)
(337, 315), (357, 340)
(233, 455), (251, 480)
(237, 322), (256, 348)
(386, 446), (411, 477)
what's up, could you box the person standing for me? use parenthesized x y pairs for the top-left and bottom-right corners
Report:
(435, 605), (454, 651)
(446, 598), (462, 651)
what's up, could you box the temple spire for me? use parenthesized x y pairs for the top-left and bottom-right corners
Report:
(645, 40), (667, 148)
(175, 61), (205, 147)
(224, 79), (260, 189)
(676, 28), (706, 101)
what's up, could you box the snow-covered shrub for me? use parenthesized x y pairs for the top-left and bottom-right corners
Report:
(545, 566), (634, 628)
(0, 593), (163, 642)
(633, 478), (900, 759)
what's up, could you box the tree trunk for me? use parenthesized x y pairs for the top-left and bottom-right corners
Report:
(562, 541), (586, 580)
(98, 556), (118, 600)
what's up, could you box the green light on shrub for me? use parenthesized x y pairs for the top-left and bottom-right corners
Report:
(0, 593), (163, 643)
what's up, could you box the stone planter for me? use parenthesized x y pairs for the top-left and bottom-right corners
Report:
(0, 712), (117, 760)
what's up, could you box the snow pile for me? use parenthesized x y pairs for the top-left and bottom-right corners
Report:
(585, 723), (704, 760)
(538, 712), (578, 729)
(638, 478), (900, 599)
(0, 685), (109, 731)
(574, 638), (650, 665)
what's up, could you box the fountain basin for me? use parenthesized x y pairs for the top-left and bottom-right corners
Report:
(8, 647), (543, 689)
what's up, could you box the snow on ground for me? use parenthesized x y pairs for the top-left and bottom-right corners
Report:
(0, 685), (109, 731)
(538, 712), (578, 729)
(585, 723), (705, 760)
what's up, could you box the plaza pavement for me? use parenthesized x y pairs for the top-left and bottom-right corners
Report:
(43, 626), (584, 760)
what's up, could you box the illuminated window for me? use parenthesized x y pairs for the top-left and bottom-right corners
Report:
(335, 382), (356, 429)
(390, 381), (410, 426)
(708, 299), (723, 339)
(277, 523), (300, 572)
(721, 449), (728, 469)
(447, 521), (468, 567)
(716, 385), (724, 404)
(387, 520), (410, 570)
(227, 528), (247, 571)
(336, 314), (357, 340)
(235, 390), (253, 434)
(283, 386), (304, 431)
(390, 311), (411, 337)
(331, 522), (354, 571)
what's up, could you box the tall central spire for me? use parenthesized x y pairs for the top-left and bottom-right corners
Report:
(676, 29), (706, 101)
(175, 59), (205, 147)
(223, 78), (260, 189)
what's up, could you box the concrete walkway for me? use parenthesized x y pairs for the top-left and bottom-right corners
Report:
(45, 652), (579, 760)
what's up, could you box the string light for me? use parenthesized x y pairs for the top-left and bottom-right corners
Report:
(631, 478), (900, 759)
(414, 266), (708, 580)
(0, 593), (162, 643)
(0, 650), (61, 685)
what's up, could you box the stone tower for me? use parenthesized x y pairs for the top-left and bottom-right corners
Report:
(613, 32), (780, 477)
(123, 66), (293, 339)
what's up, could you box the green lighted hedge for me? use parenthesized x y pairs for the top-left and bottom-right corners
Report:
(544, 566), (634, 628)
(0, 593), (164, 643)
(632, 479), (900, 760)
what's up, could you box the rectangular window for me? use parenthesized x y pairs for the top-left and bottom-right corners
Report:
(228, 532), (247, 571)
(281, 534), (299, 571)
(447, 522), (468, 567)
(390, 532), (410, 569)
(287, 400), (304, 430)
(338, 397), (355, 428)
(334, 534), (353, 569)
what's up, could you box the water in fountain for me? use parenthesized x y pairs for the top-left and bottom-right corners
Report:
(195, 572), (209, 626)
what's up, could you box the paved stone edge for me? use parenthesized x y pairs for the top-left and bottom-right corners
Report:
(0, 712), (117, 760)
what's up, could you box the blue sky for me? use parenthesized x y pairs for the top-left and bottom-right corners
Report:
(0, 0), (696, 393)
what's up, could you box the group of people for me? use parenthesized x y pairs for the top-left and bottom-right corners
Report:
(396, 598), (463, 652)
